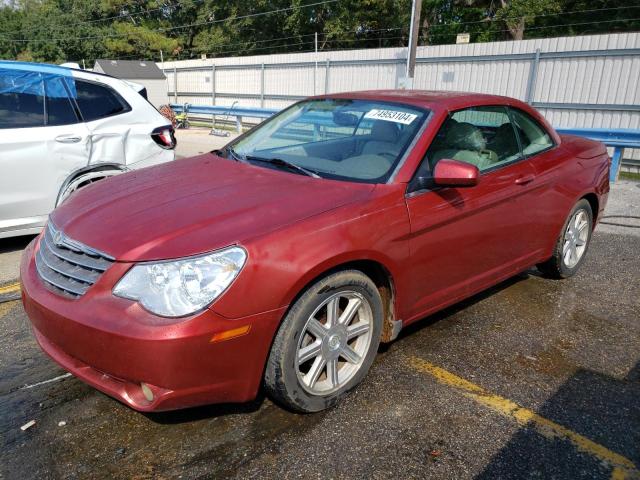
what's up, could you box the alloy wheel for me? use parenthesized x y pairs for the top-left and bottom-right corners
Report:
(562, 209), (589, 268)
(295, 291), (373, 395)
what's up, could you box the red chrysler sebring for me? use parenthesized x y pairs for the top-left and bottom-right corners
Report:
(21, 91), (609, 413)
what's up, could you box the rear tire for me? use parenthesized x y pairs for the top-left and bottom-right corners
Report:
(264, 270), (383, 413)
(537, 199), (593, 279)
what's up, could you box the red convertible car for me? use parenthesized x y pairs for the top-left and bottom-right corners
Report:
(21, 91), (609, 413)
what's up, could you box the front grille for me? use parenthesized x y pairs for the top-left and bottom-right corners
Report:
(35, 223), (114, 298)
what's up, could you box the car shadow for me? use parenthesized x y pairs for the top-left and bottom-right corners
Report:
(143, 391), (268, 425)
(382, 269), (534, 349)
(0, 234), (36, 255)
(475, 360), (640, 479)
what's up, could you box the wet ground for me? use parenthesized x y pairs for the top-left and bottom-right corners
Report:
(1, 225), (639, 478)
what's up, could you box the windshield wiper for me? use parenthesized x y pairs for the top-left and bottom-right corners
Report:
(216, 146), (247, 163)
(246, 156), (321, 178)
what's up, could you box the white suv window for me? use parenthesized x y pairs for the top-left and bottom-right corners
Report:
(73, 79), (130, 122)
(45, 77), (78, 126)
(0, 85), (45, 129)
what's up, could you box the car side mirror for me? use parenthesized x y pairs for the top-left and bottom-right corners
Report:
(432, 159), (479, 187)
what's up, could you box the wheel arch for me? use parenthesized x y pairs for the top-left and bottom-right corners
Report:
(56, 163), (127, 206)
(581, 192), (599, 227)
(282, 254), (399, 343)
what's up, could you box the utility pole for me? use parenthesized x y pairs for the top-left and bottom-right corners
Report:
(314, 32), (318, 95)
(403, 0), (422, 89)
(160, 49), (171, 104)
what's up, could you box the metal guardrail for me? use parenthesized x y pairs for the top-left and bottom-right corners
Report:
(175, 104), (279, 118)
(172, 103), (278, 133)
(555, 128), (640, 182)
(171, 104), (640, 182)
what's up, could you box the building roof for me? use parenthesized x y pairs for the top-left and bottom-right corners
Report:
(93, 59), (166, 80)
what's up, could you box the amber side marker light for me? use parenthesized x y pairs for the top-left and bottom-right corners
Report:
(209, 325), (251, 343)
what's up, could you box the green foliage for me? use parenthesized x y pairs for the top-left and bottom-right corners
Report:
(104, 22), (180, 57)
(0, 0), (638, 64)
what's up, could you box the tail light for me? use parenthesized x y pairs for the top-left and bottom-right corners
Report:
(151, 125), (176, 150)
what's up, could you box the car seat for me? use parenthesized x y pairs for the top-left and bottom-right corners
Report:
(430, 122), (498, 169)
(362, 120), (401, 157)
(487, 123), (519, 160)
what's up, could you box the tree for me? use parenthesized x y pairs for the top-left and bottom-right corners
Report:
(0, 0), (638, 63)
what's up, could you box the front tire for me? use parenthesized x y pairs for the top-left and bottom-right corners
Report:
(537, 199), (593, 278)
(264, 270), (383, 413)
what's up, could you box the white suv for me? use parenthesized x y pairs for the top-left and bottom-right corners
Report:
(0, 61), (176, 239)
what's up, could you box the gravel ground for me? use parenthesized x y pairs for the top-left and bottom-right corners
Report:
(597, 179), (640, 237)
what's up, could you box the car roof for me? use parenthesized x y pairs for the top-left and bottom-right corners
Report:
(317, 90), (522, 112)
(0, 60), (119, 82)
(0, 60), (76, 77)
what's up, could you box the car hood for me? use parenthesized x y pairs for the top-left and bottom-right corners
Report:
(51, 154), (375, 261)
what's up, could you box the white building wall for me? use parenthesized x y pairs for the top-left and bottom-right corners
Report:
(138, 79), (169, 107)
(161, 32), (640, 158)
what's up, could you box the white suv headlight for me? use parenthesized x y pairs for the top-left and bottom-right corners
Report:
(113, 246), (246, 319)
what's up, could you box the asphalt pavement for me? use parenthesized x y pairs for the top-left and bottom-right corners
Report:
(0, 178), (638, 479)
(174, 127), (240, 159)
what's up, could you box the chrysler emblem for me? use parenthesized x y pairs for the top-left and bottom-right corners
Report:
(53, 230), (64, 246)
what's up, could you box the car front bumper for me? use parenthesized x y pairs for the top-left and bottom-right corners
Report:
(21, 238), (285, 412)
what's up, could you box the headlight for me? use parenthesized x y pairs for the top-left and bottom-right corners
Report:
(113, 246), (246, 319)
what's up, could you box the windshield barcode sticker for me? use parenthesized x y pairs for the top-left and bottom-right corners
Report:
(364, 109), (418, 125)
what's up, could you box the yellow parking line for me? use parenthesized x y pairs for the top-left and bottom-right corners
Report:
(408, 356), (639, 479)
(0, 282), (20, 295)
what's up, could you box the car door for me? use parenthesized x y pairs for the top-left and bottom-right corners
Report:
(506, 107), (564, 253)
(403, 105), (542, 321)
(0, 73), (89, 235)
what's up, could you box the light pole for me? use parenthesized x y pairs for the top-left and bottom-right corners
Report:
(404, 0), (422, 89)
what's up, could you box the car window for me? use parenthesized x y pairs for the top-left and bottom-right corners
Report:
(45, 77), (78, 126)
(509, 108), (554, 156)
(266, 109), (364, 148)
(0, 74), (45, 129)
(421, 106), (522, 174)
(230, 99), (428, 183)
(73, 79), (130, 122)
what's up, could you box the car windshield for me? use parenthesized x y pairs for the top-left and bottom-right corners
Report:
(228, 99), (429, 183)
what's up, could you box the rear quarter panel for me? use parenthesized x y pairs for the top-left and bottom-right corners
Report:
(527, 134), (609, 258)
(71, 71), (175, 168)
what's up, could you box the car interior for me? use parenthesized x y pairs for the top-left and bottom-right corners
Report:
(428, 119), (521, 170)
(247, 112), (423, 181)
(234, 102), (554, 183)
(426, 107), (554, 173)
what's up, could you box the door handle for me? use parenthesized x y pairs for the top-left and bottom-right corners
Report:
(55, 135), (82, 144)
(515, 174), (535, 185)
